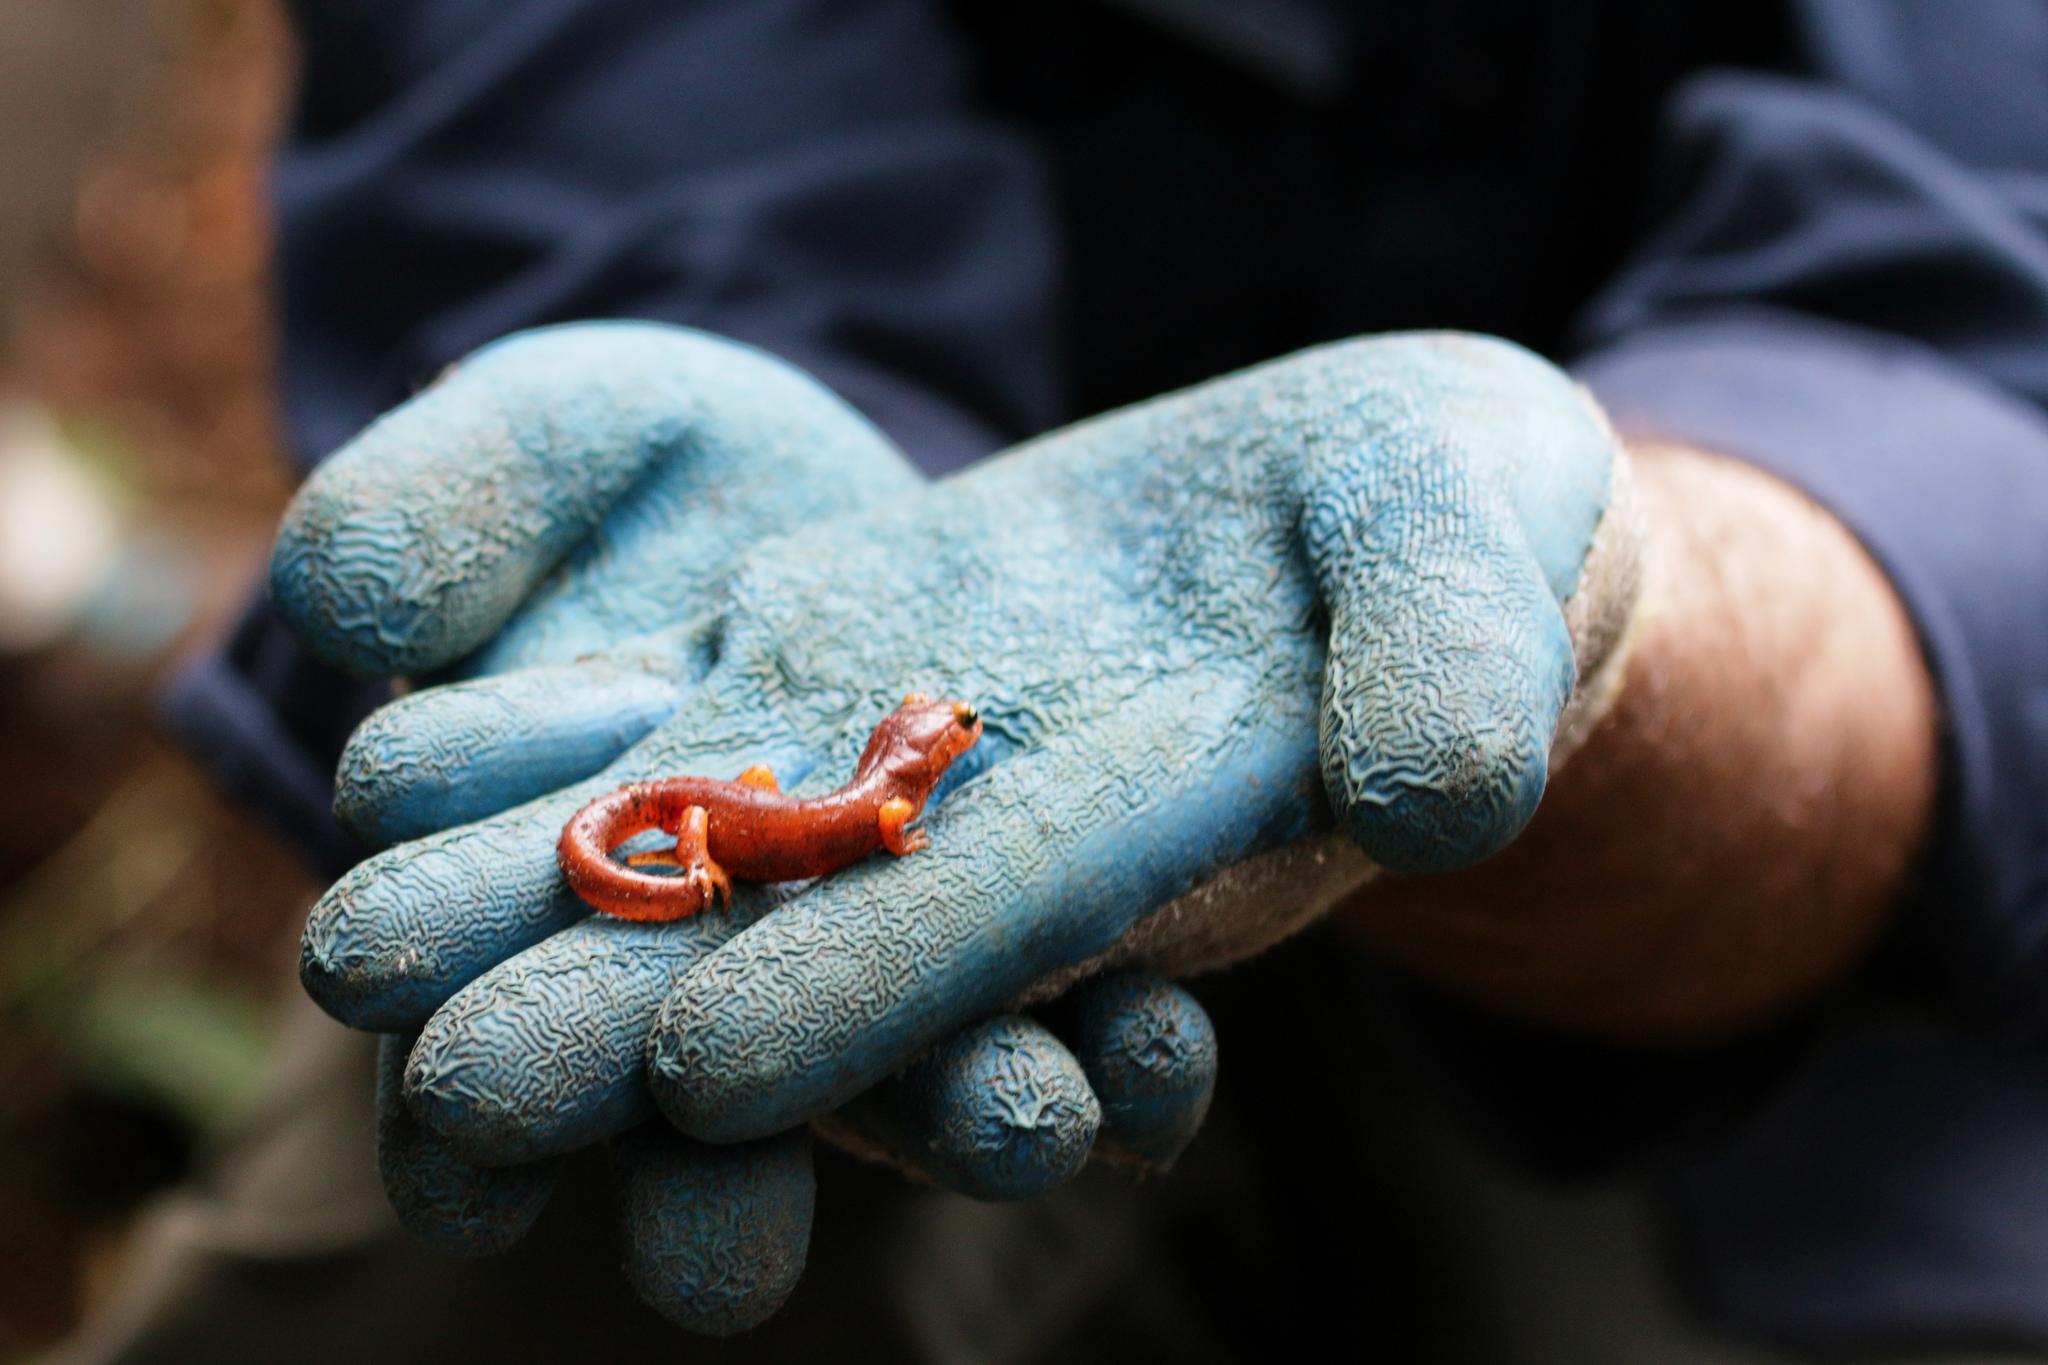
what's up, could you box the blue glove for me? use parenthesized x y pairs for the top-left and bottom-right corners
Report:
(277, 326), (1225, 1332)
(281, 324), (1640, 1321)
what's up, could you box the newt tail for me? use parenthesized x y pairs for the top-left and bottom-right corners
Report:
(558, 694), (982, 922)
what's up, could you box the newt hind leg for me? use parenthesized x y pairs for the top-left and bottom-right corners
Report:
(672, 806), (733, 908)
(619, 805), (732, 910)
(878, 796), (929, 856)
(735, 764), (781, 792)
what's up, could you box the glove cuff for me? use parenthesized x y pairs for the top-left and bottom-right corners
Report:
(1551, 408), (1647, 772)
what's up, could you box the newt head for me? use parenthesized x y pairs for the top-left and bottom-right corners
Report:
(860, 694), (983, 790)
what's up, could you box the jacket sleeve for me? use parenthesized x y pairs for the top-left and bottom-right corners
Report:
(1388, 3), (2048, 1177)
(1570, 19), (2048, 1031)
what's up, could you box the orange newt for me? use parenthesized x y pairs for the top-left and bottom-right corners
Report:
(557, 694), (983, 922)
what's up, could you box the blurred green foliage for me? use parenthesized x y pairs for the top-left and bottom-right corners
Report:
(0, 767), (275, 1138)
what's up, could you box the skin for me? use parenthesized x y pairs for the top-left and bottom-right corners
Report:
(557, 695), (984, 920)
(1336, 440), (1941, 1043)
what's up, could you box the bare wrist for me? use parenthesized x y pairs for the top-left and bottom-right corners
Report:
(1333, 440), (1938, 1043)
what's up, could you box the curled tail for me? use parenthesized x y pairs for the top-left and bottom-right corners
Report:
(558, 783), (731, 922)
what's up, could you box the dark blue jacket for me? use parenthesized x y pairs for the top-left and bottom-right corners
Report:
(165, 2), (2048, 1350)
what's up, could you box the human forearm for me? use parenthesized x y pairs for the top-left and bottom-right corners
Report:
(1333, 440), (1939, 1043)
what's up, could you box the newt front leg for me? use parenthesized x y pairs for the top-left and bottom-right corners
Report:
(878, 796), (928, 856)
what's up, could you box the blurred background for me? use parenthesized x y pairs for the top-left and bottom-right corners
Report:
(0, 1), (312, 1357)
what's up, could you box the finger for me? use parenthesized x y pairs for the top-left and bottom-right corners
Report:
(1047, 973), (1217, 1169)
(335, 629), (709, 847)
(375, 1033), (557, 1256)
(649, 677), (1318, 1142)
(270, 321), (915, 678)
(613, 1123), (815, 1336)
(833, 1015), (1100, 1201)
(302, 692), (809, 1032)
(403, 914), (754, 1166)
(1302, 332), (1619, 873)
(303, 783), (601, 1033)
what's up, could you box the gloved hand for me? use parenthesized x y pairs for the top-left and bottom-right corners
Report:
(277, 325), (1224, 1333)
(279, 320), (1640, 1330)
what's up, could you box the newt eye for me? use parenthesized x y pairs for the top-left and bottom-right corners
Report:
(956, 705), (979, 729)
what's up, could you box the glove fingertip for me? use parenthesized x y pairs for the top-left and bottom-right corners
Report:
(300, 906), (429, 1034)
(1319, 577), (1573, 875)
(300, 795), (595, 1033)
(375, 1035), (558, 1256)
(615, 1124), (815, 1336)
(1324, 703), (1557, 876)
(300, 859), (477, 1033)
(402, 919), (717, 1166)
(1056, 974), (1217, 1169)
(839, 1015), (1102, 1201)
(645, 968), (781, 1145)
(332, 664), (680, 847)
(270, 471), (485, 678)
